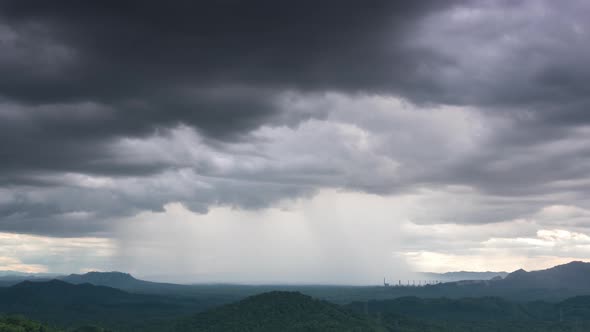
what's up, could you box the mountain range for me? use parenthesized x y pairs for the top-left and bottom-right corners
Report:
(1, 261), (590, 303)
(4, 262), (590, 332)
(499, 261), (590, 289)
(58, 262), (590, 302)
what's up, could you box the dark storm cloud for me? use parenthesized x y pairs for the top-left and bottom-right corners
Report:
(0, 0), (453, 110)
(0, 0), (458, 176)
(410, 0), (590, 123)
(2, 0), (590, 237)
(0, 90), (275, 178)
(1, 0), (588, 147)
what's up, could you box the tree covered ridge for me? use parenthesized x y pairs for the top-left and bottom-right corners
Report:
(0, 316), (110, 332)
(175, 292), (590, 332)
(175, 291), (383, 332)
(0, 316), (58, 332)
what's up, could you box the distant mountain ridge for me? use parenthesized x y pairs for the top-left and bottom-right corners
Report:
(2, 261), (590, 304)
(411, 261), (590, 302)
(499, 261), (590, 289)
(9, 279), (128, 298)
(4, 261), (588, 289)
(0, 270), (59, 278)
(59, 271), (191, 294)
(61, 271), (144, 287)
(420, 271), (508, 282)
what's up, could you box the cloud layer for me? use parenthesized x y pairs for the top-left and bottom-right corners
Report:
(1, 0), (590, 278)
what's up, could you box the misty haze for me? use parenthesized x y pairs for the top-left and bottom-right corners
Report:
(2, 0), (590, 331)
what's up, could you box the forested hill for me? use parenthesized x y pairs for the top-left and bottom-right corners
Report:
(175, 291), (383, 332)
(175, 292), (590, 332)
(349, 295), (590, 323)
(4, 288), (590, 331)
(0, 280), (221, 330)
(0, 315), (61, 332)
(0, 315), (111, 332)
(348, 296), (552, 321)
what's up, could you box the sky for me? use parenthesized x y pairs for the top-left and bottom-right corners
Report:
(1, 0), (590, 284)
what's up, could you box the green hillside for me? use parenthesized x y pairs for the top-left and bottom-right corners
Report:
(347, 295), (590, 332)
(5, 281), (590, 331)
(0, 280), (216, 331)
(0, 316), (60, 332)
(175, 291), (384, 332)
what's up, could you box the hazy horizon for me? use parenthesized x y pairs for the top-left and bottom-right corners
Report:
(2, 258), (583, 287)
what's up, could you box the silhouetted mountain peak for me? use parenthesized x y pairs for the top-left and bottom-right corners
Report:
(61, 271), (144, 288)
(56, 271), (190, 295)
(505, 269), (527, 279)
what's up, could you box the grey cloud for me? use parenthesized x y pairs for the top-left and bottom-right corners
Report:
(0, 167), (316, 236)
(1, 0), (590, 238)
(0, 1), (455, 100)
(0, 0), (457, 181)
(409, 1), (590, 122)
(0, 0), (454, 126)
